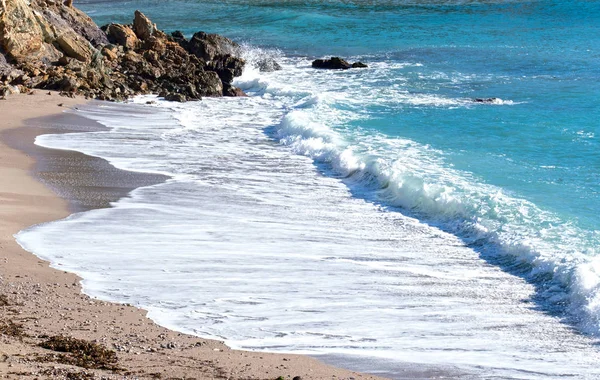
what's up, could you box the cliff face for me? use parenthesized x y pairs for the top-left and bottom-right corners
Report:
(0, 0), (103, 64)
(0, 0), (246, 101)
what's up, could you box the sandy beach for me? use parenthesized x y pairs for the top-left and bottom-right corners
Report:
(0, 92), (389, 380)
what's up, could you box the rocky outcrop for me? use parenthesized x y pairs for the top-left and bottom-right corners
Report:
(0, 0), (60, 63)
(257, 58), (282, 72)
(187, 32), (241, 62)
(0, 1), (247, 102)
(178, 31), (246, 92)
(105, 24), (139, 50)
(44, 4), (109, 46)
(133, 10), (155, 41)
(312, 57), (368, 70)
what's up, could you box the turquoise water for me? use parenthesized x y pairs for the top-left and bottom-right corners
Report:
(82, 0), (600, 229)
(20, 1), (600, 377)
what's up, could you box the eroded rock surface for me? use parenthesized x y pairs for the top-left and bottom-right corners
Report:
(0, 1), (247, 101)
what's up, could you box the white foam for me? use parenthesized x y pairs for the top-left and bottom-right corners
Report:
(15, 52), (600, 379)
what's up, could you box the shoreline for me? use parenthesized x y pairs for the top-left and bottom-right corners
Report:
(0, 92), (390, 379)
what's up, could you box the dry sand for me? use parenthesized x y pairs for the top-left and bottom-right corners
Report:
(0, 92), (390, 380)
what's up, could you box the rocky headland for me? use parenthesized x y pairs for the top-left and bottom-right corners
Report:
(0, 0), (246, 102)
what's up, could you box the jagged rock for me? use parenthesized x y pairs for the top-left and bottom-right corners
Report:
(196, 71), (223, 97)
(223, 83), (247, 97)
(170, 31), (188, 50)
(55, 33), (96, 62)
(312, 57), (352, 70)
(64, 0), (72, 7)
(105, 24), (139, 50)
(352, 61), (368, 68)
(133, 10), (155, 41)
(2, 3), (248, 102)
(0, 0), (60, 63)
(256, 58), (282, 72)
(206, 54), (245, 84)
(141, 35), (166, 55)
(101, 45), (118, 61)
(52, 6), (108, 46)
(187, 31), (241, 62)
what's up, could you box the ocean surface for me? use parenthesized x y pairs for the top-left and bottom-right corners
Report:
(16, 1), (600, 378)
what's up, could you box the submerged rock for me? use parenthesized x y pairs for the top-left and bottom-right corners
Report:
(312, 57), (351, 70)
(473, 97), (502, 104)
(164, 93), (187, 102)
(312, 57), (368, 70)
(256, 58), (282, 72)
(352, 61), (368, 68)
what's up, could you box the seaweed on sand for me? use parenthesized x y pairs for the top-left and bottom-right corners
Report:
(38, 335), (121, 370)
(0, 319), (26, 338)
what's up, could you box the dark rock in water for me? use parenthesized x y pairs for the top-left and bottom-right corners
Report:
(206, 54), (245, 84)
(474, 97), (501, 104)
(312, 57), (352, 70)
(312, 57), (368, 70)
(196, 71), (223, 97)
(187, 31), (241, 62)
(164, 93), (187, 102)
(223, 83), (247, 97)
(256, 58), (282, 72)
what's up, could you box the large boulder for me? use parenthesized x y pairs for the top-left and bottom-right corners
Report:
(105, 24), (139, 50)
(0, 0), (60, 63)
(206, 54), (245, 84)
(256, 58), (282, 72)
(312, 57), (352, 70)
(187, 31), (241, 62)
(311, 57), (368, 70)
(51, 6), (108, 46)
(133, 10), (155, 41)
(196, 71), (223, 97)
(34, 8), (98, 62)
(55, 33), (96, 62)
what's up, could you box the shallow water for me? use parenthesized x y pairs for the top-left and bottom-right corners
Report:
(17, 1), (600, 378)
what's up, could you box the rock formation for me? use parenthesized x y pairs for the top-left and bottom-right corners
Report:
(312, 57), (368, 70)
(0, 0), (247, 101)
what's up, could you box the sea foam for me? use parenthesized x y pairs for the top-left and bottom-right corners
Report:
(16, 48), (600, 379)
